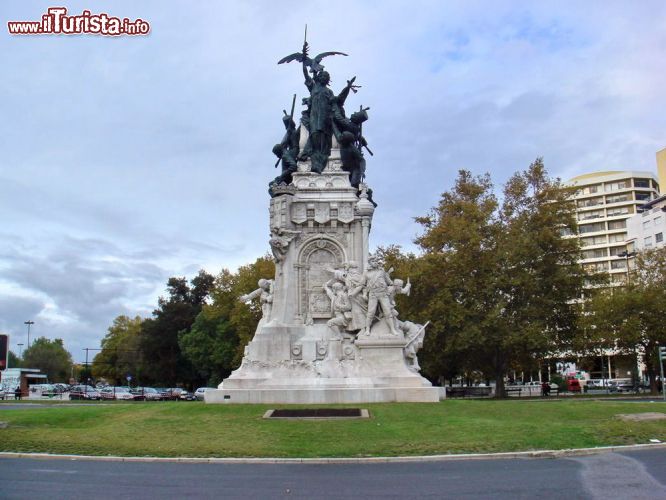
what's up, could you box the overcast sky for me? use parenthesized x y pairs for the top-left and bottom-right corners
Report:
(1, 1), (665, 363)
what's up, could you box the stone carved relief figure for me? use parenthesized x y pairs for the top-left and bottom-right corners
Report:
(342, 261), (367, 332)
(388, 277), (411, 326)
(401, 321), (429, 373)
(239, 279), (274, 323)
(269, 227), (300, 263)
(360, 256), (400, 336)
(324, 261), (367, 334)
(324, 279), (352, 339)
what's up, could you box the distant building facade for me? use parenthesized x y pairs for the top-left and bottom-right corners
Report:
(627, 194), (666, 251)
(566, 171), (660, 285)
(0, 368), (47, 396)
(657, 147), (666, 192)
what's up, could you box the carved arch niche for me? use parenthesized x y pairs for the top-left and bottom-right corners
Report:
(297, 237), (346, 321)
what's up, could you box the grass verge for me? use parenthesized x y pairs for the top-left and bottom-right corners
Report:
(0, 400), (664, 458)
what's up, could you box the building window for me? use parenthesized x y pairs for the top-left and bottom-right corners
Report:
(579, 209), (604, 221)
(656, 233), (664, 244)
(644, 236), (653, 248)
(636, 192), (652, 201)
(643, 220), (652, 230)
(606, 194), (628, 204)
(607, 207), (631, 217)
(611, 274), (627, 284)
(634, 179), (650, 188)
(609, 232), (627, 243)
(608, 220), (626, 230)
(654, 216), (662, 226)
(582, 249), (608, 259)
(578, 197), (604, 208)
(611, 260), (627, 270)
(604, 181), (628, 192)
(579, 222), (606, 233)
(609, 246), (627, 256)
(584, 262), (608, 273)
(580, 235), (607, 247)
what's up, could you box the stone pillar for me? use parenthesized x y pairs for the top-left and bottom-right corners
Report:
(361, 218), (370, 270)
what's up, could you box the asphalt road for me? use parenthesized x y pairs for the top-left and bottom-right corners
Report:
(1, 449), (665, 499)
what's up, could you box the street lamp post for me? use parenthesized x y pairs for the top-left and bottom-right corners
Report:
(24, 321), (34, 349)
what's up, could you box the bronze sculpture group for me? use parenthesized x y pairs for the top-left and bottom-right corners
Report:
(270, 33), (371, 195)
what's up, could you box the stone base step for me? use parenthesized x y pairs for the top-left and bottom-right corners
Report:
(204, 386), (441, 404)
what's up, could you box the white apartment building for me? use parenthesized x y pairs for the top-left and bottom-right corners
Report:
(566, 171), (660, 284)
(627, 194), (666, 251)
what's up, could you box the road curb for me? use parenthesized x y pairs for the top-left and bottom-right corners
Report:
(1, 442), (666, 464)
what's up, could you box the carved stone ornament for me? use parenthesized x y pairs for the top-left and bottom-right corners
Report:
(291, 203), (307, 224)
(269, 184), (297, 197)
(338, 202), (354, 223)
(316, 340), (328, 360)
(291, 343), (303, 360)
(294, 174), (349, 190)
(342, 343), (355, 360)
(324, 158), (343, 172)
(297, 237), (346, 320)
(314, 203), (331, 224)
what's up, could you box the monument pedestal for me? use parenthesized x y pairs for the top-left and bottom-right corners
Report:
(206, 141), (440, 404)
(206, 317), (440, 404)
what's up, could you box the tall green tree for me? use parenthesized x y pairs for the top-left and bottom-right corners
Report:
(179, 257), (275, 386)
(92, 315), (143, 384)
(140, 269), (216, 386)
(408, 159), (584, 396)
(7, 350), (20, 369)
(22, 337), (73, 382)
(585, 247), (666, 392)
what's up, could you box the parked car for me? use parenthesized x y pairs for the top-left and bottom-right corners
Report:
(100, 386), (135, 400)
(53, 383), (70, 394)
(179, 390), (195, 401)
(194, 387), (216, 401)
(152, 388), (175, 400)
(607, 379), (634, 393)
(132, 387), (162, 401)
(69, 385), (101, 400)
(99, 387), (115, 400)
(114, 387), (136, 400)
(30, 384), (58, 397)
(156, 388), (185, 400)
(168, 388), (184, 400)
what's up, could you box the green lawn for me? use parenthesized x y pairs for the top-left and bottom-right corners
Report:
(0, 400), (664, 458)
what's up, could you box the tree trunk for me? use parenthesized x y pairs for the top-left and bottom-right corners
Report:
(495, 369), (506, 398)
(645, 352), (657, 394)
(494, 349), (507, 398)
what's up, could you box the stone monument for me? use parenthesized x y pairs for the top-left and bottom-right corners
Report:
(205, 34), (439, 404)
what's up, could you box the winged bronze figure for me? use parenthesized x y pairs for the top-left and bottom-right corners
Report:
(278, 50), (348, 73)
